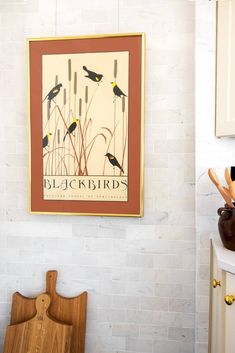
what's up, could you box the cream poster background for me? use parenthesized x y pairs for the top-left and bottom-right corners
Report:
(42, 51), (129, 201)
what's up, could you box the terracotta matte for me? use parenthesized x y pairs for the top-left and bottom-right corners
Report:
(29, 35), (143, 215)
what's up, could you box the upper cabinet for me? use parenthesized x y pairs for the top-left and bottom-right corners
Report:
(216, 1), (235, 137)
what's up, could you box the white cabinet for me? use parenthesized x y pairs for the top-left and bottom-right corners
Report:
(216, 2), (235, 136)
(209, 239), (235, 353)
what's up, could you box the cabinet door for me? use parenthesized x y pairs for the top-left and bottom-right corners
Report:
(224, 272), (235, 353)
(209, 241), (224, 353)
(216, 1), (235, 136)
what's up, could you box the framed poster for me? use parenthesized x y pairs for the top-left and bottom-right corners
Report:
(28, 33), (145, 217)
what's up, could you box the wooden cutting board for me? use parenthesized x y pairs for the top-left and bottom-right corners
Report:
(10, 271), (87, 353)
(4, 293), (72, 353)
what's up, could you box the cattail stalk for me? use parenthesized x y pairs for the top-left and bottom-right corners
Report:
(113, 60), (118, 176)
(73, 72), (78, 175)
(74, 72), (77, 95)
(47, 94), (50, 175)
(63, 88), (66, 175)
(78, 98), (83, 175)
(56, 129), (59, 176)
(82, 86), (89, 175)
(51, 74), (59, 175)
(74, 72), (77, 117)
(121, 96), (126, 176)
(68, 59), (72, 175)
(114, 59), (118, 79)
(57, 129), (60, 145)
(63, 88), (66, 105)
(68, 59), (72, 82)
(47, 101), (50, 120)
(83, 86), (89, 136)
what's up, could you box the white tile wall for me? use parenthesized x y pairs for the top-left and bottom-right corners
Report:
(0, 0), (195, 352)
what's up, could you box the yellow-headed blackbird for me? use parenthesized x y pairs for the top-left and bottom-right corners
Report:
(111, 82), (127, 98)
(63, 118), (79, 142)
(83, 66), (103, 83)
(105, 153), (124, 173)
(43, 83), (63, 108)
(42, 132), (52, 148)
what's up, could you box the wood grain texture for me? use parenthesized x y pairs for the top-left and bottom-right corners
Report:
(10, 271), (88, 353)
(10, 292), (36, 324)
(4, 294), (72, 353)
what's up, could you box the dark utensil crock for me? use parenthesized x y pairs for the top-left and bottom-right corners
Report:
(218, 206), (235, 251)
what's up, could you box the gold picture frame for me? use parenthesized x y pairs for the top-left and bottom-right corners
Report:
(27, 33), (145, 217)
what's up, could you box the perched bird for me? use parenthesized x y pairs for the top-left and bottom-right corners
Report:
(43, 83), (63, 109)
(83, 66), (103, 83)
(105, 153), (124, 173)
(111, 82), (127, 98)
(42, 132), (52, 149)
(63, 118), (79, 142)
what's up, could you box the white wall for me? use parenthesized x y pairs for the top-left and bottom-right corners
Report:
(0, 1), (195, 352)
(195, 1), (235, 353)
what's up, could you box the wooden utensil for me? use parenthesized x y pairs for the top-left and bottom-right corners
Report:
(208, 168), (234, 207)
(225, 167), (232, 186)
(4, 294), (72, 353)
(223, 186), (233, 199)
(10, 271), (87, 353)
(224, 167), (235, 201)
(229, 181), (235, 200)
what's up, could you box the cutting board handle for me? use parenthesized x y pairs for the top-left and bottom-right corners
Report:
(46, 270), (58, 294)
(35, 294), (50, 318)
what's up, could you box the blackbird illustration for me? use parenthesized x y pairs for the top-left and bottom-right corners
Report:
(105, 153), (124, 173)
(83, 66), (103, 83)
(43, 83), (63, 109)
(42, 132), (52, 149)
(63, 118), (79, 142)
(111, 82), (127, 98)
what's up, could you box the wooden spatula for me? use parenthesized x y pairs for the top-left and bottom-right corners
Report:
(208, 168), (234, 207)
(3, 293), (72, 353)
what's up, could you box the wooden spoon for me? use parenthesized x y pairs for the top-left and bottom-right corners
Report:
(208, 168), (234, 207)
(225, 167), (232, 186)
(229, 181), (235, 200)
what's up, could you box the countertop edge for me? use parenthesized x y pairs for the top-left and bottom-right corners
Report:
(211, 236), (235, 274)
